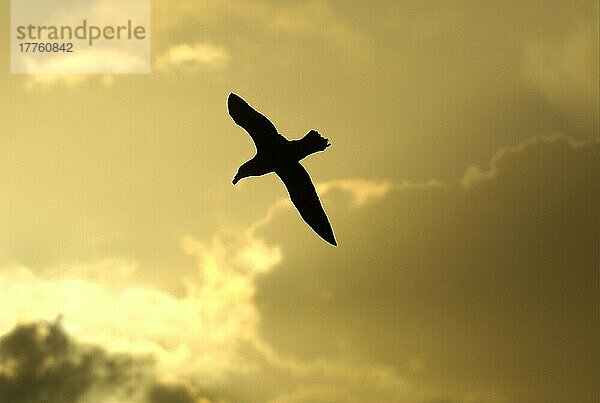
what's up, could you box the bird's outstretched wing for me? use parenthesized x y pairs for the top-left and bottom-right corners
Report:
(227, 93), (285, 151)
(276, 162), (337, 246)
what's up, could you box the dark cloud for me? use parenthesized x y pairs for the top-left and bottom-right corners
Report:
(148, 380), (214, 403)
(255, 135), (599, 403)
(0, 319), (216, 403)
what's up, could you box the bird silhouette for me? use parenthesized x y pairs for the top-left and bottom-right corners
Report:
(228, 93), (337, 246)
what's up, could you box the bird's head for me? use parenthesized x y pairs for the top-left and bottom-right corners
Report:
(233, 159), (261, 185)
(232, 165), (249, 185)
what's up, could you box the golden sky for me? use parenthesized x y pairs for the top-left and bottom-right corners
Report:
(0, 1), (598, 402)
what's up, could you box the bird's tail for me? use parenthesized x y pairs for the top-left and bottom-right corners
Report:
(291, 130), (331, 161)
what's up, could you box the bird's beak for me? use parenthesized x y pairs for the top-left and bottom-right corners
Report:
(232, 175), (239, 185)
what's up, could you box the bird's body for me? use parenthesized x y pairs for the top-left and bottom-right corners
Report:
(228, 93), (336, 246)
(233, 132), (327, 179)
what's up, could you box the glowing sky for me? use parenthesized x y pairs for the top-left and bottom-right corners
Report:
(0, 1), (598, 402)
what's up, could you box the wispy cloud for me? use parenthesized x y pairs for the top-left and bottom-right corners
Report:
(318, 179), (446, 207)
(461, 133), (590, 188)
(23, 48), (145, 89)
(522, 24), (599, 129)
(153, 0), (361, 46)
(156, 42), (230, 71)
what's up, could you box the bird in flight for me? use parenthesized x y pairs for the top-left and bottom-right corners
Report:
(228, 93), (337, 246)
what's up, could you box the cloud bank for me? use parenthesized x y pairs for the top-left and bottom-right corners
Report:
(1, 134), (596, 402)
